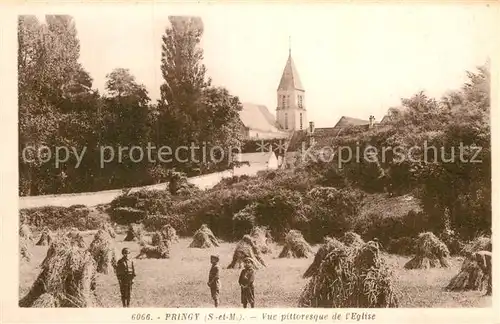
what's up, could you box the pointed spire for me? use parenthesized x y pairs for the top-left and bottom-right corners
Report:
(278, 39), (304, 91)
(289, 36), (291, 56)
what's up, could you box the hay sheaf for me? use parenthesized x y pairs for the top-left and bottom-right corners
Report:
(189, 224), (219, 248)
(137, 231), (170, 259)
(298, 241), (398, 308)
(250, 226), (273, 254)
(446, 253), (489, 292)
(404, 232), (450, 269)
(99, 223), (116, 239)
(227, 235), (266, 269)
(20, 237), (32, 262)
(66, 230), (87, 248)
(88, 230), (117, 274)
(341, 231), (365, 248)
(20, 224), (33, 241)
(19, 237), (99, 308)
(303, 237), (346, 278)
(461, 236), (491, 256)
(278, 230), (313, 259)
(124, 224), (144, 242)
(36, 227), (53, 246)
(161, 224), (179, 244)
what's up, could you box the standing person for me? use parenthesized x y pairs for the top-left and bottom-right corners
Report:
(473, 250), (492, 296)
(115, 247), (136, 307)
(239, 258), (255, 308)
(207, 255), (221, 307)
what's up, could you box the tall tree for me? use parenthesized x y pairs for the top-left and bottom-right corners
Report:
(158, 16), (242, 174)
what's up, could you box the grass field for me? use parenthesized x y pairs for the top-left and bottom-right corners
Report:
(19, 234), (491, 308)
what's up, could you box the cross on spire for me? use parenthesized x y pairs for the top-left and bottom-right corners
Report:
(289, 36), (291, 56)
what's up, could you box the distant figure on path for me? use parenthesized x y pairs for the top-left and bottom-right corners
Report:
(116, 247), (136, 307)
(473, 250), (492, 296)
(207, 255), (221, 307)
(239, 257), (255, 308)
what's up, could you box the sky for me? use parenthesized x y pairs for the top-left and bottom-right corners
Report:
(38, 4), (496, 128)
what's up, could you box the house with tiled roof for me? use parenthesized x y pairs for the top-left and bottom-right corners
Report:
(282, 115), (379, 168)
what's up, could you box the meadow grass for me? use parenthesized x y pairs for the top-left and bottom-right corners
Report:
(19, 236), (491, 308)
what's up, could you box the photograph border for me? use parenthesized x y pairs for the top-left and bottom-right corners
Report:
(2, 1), (500, 323)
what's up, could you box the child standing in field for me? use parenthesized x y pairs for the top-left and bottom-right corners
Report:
(239, 258), (255, 308)
(207, 255), (220, 307)
(115, 247), (136, 307)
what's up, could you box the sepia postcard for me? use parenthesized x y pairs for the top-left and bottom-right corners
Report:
(1, 2), (499, 324)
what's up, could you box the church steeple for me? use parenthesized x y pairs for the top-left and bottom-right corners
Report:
(277, 51), (304, 91)
(276, 41), (307, 132)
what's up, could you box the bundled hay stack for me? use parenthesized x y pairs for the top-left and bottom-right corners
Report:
(20, 237), (32, 262)
(461, 236), (491, 256)
(19, 236), (99, 307)
(124, 224), (144, 242)
(298, 241), (398, 308)
(446, 254), (488, 292)
(278, 230), (313, 258)
(136, 231), (170, 259)
(161, 224), (179, 244)
(66, 229), (87, 248)
(36, 227), (53, 246)
(404, 232), (450, 269)
(446, 236), (492, 292)
(341, 231), (365, 248)
(250, 226), (273, 254)
(228, 235), (266, 269)
(189, 224), (219, 248)
(99, 222), (116, 239)
(20, 223), (33, 242)
(303, 237), (346, 278)
(88, 229), (117, 274)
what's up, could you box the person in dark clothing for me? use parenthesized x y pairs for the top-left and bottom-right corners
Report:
(115, 247), (136, 307)
(474, 250), (492, 296)
(238, 258), (255, 308)
(207, 255), (220, 307)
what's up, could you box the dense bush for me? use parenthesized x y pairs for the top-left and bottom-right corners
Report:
(108, 189), (174, 224)
(252, 189), (308, 242)
(385, 237), (416, 256)
(304, 187), (363, 243)
(20, 205), (109, 230)
(353, 210), (431, 246)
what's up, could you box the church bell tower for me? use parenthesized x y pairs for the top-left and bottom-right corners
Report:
(276, 39), (307, 132)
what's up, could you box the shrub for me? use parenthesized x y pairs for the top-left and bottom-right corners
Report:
(108, 189), (173, 224)
(142, 213), (187, 235)
(232, 203), (257, 239)
(305, 187), (363, 243)
(252, 189), (308, 242)
(354, 210), (431, 246)
(19, 206), (109, 231)
(386, 237), (415, 256)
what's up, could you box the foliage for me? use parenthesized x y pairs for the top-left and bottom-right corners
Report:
(305, 187), (362, 243)
(20, 206), (108, 230)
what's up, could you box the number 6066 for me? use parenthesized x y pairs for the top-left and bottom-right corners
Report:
(132, 314), (151, 321)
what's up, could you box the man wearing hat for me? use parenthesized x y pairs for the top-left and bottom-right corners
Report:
(207, 255), (220, 307)
(116, 247), (136, 307)
(238, 257), (255, 308)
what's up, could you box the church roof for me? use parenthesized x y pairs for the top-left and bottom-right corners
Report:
(239, 103), (283, 133)
(278, 53), (304, 91)
(333, 116), (371, 128)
